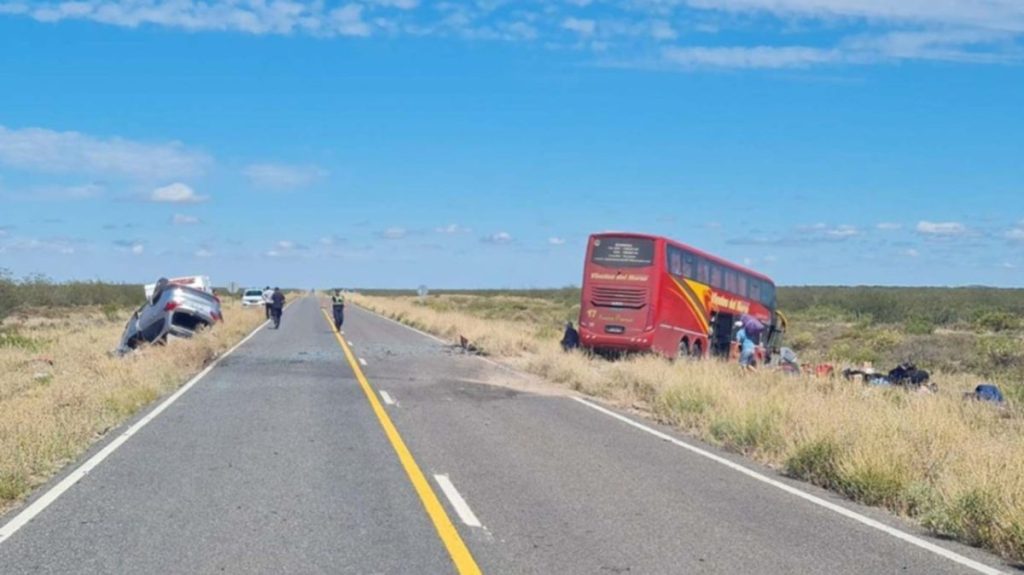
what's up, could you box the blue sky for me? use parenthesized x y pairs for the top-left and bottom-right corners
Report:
(0, 1), (1022, 289)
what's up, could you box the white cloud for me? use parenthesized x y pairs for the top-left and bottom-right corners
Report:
(903, 248), (920, 257)
(916, 220), (967, 236)
(662, 45), (840, 69)
(330, 4), (372, 37)
(195, 247), (214, 258)
(380, 227), (407, 239)
(4, 0), (1021, 70)
(265, 239), (307, 258)
(243, 163), (327, 190)
(131, 243), (144, 255)
(562, 17), (596, 36)
(0, 125), (209, 180)
(825, 224), (859, 238)
(150, 182), (207, 204)
(435, 223), (471, 234)
(0, 236), (79, 255)
(794, 222), (859, 239)
(1006, 225), (1024, 241)
(650, 20), (677, 41)
(2, 182), (104, 201)
(366, 0), (419, 9)
(682, 0), (1024, 32)
(482, 231), (513, 244)
(4, 1), (375, 37)
(172, 214), (201, 226)
(876, 222), (902, 230)
(548, 237), (567, 245)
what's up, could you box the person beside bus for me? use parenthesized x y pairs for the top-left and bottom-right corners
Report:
(331, 290), (345, 331)
(735, 321), (757, 371)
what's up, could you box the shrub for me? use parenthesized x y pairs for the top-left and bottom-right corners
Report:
(975, 312), (1020, 333)
(785, 438), (841, 488)
(972, 336), (1024, 376)
(905, 316), (935, 335)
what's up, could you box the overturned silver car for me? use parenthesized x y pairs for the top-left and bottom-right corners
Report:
(117, 279), (223, 353)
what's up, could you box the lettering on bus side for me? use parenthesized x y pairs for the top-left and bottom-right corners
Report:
(710, 292), (751, 314)
(589, 272), (650, 282)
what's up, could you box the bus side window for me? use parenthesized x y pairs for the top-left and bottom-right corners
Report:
(668, 247), (683, 276)
(697, 259), (710, 284)
(710, 263), (723, 289)
(761, 283), (776, 307)
(737, 273), (748, 297)
(683, 252), (697, 278)
(724, 269), (737, 293)
(749, 279), (762, 302)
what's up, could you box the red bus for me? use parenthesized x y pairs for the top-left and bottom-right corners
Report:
(578, 232), (785, 359)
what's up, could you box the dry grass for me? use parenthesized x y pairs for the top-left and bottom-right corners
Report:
(353, 293), (1024, 562)
(0, 300), (266, 513)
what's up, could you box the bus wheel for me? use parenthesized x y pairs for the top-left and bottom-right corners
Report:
(678, 338), (690, 359)
(692, 340), (704, 359)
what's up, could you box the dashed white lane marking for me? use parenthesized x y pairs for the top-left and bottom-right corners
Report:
(0, 307), (276, 546)
(434, 475), (482, 528)
(380, 390), (396, 406)
(347, 340), (355, 347)
(359, 357), (367, 367)
(571, 397), (1004, 575)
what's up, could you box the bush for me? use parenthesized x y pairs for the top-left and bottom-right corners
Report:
(975, 311), (1020, 333)
(905, 316), (935, 335)
(0, 273), (142, 322)
(785, 438), (841, 488)
(971, 336), (1024, 376)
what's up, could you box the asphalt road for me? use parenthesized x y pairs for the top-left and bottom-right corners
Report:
(0, 296), (1012, 574)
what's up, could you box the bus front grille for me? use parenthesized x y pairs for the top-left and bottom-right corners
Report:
(591, 286), (647, 309)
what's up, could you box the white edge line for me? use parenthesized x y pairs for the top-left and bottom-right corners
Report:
(0, 308), (275, 546)
(380, 390), (395, 405)
(358, 357), (367, 367)
(434, 474), (482, 528)
(570, 396), (1004, 575)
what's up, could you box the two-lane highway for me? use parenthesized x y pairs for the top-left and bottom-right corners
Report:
(0, 296), (1011, 574)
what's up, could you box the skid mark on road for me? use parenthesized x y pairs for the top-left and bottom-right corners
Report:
(321, 309), (482, 575)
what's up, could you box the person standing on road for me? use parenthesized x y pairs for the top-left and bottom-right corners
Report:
(261, 285), (274, 319)
(331, 289), (345, 331)
(270, 287), (286, 328)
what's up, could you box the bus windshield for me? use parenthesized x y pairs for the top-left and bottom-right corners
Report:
(590, 237), (654, 268)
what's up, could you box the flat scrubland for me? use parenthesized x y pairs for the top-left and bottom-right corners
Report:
(351, 290), (1024, 562)
(0, 294), (266, 514)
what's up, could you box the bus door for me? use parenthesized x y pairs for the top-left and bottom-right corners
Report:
(710, 312), (735, 357)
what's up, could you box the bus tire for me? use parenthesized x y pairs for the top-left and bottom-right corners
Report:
(693, 339), (704, 359)
(678, 338), (690, 359)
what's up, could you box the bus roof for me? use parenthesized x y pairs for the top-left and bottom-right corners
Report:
(590, 231), (775, 284)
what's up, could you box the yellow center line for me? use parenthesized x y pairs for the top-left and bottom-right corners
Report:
(319, 309), (483, 575)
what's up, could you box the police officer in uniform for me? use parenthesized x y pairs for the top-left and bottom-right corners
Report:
(331, 289), (345, 331)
